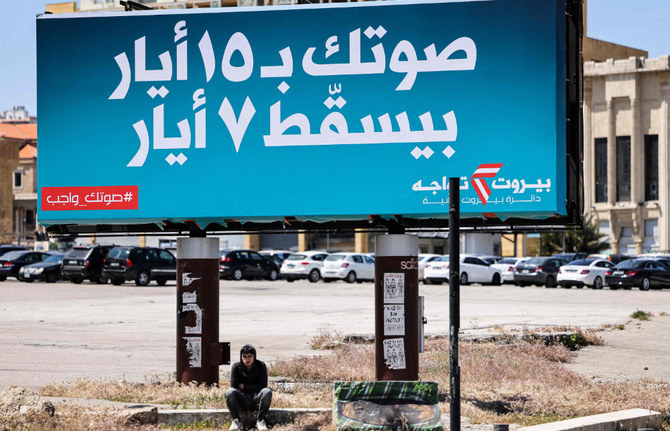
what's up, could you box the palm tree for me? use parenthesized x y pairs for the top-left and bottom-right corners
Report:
(541, 215), (610, 255)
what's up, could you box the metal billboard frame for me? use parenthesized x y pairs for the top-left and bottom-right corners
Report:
(42, 0), (583, 237)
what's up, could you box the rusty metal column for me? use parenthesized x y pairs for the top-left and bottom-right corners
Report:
(374, 234), (419, 381)
(177, 236), (224, 385)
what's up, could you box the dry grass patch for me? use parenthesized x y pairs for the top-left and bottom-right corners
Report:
(35, 338), (670, 428)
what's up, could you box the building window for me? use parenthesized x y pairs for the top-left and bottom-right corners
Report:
(25, 210), (34, 225)
(616, 136), (631, 202)
(594, 138), (607, 202)
(13, 171), (22, 189)
(645, 135), (658, 201)
(644, 219), (659, 252)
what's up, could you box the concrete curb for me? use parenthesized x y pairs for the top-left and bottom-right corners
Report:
(157, 407), (332, 427)
(518, 408), (663, 431)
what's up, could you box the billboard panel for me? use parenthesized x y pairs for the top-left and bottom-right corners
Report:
(37, 0), (575, 231)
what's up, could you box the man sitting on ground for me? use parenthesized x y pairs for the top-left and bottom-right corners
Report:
(226, 344), (272, 431)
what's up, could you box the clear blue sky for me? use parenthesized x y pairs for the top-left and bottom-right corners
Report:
(1, 0), (669, 116)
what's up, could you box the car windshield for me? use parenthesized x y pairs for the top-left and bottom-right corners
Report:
(326, 254), (346, 261)
(616, 260), (645, 270)
(66, 248), (90, 258)
(1, 251), (27, 260)
(44, 255), (63, 263)
(286, 254), (306, 261)
(525, 258), (546, 265)
(107, 248), (129, 259)
(498, 258), (517, 264)
(435, 256), (449, 262)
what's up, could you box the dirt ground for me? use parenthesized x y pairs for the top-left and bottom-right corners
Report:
(566, 314), (670, 382)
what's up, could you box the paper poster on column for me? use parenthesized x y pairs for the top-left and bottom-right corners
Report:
(384, 304), (405, 336)
(383, 338), (406, 370)
(383, 273), (405, 304)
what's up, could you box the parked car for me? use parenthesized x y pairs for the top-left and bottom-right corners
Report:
(321, 252), (375, 283)
(61, 244), (113, 284)
(418, 253), (442, 281)
(220, 250), (280, 281)
(0, 245), (28, 258)
(513, 257), (568, 287)
(605, 259), (670, 291)
(587, 254), (634, 265)
(18, 253), (65, 283)
(0, 250), (51, 281)
(280, 251), (329, 282)
(103, 246), (177, 286)
(424, 255), (503, 285)
(552, 252), (589, 262)
(556, 258), (614, 289)
(259, 250), (292, 268)
(491, 257), (529, 284)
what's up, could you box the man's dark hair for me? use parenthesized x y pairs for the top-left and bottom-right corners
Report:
(241, 345), (254, 355)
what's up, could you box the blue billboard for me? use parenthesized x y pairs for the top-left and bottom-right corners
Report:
(37, 0), (568, 228)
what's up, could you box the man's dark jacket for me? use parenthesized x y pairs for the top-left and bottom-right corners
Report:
(230, 344), (268, 395)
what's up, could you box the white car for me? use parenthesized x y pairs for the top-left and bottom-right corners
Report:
(557, 258), (615, 289)
(424, 255), (503, 285)
(280, 251), (329, 283)
(321, 252), (375, 283)
(418, 253), (442, 281)
(491, 257), (529, 284)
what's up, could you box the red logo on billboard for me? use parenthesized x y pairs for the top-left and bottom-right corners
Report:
(470, 163), (503, 206)
(41, 186), (138, 211)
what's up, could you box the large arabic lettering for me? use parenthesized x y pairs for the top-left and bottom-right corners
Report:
(109, 22), (476, 167)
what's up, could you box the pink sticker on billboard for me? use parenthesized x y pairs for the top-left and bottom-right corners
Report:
(41, 186), (138, 211)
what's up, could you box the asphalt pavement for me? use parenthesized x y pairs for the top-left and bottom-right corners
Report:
(2, 278), (670, 389)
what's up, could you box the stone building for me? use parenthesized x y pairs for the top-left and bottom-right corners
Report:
(0, 121), (37, 245)
(583, 56), (670, 254)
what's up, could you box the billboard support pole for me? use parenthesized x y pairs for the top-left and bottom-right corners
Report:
(176, 236), (229, 386)
(374, 234), (419, 381)
(449, 177), (461, 431)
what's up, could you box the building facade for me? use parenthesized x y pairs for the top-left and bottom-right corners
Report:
(584, 56), (670, 254)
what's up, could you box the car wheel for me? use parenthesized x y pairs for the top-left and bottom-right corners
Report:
(593, 276), (603, 290)
(46, 271), (59, 283)
(71, 278), (82, 284)
(267, 269), (278, 281)
(459, 272), (468, 285)
(490, 273), (501, 286)
(136, 270), (150, 287)
(232, 268), (243, 281)
(345, 271), (357, 283)
(156, 278), (167, 286)
(640, 278), (651, 291)
(308, 269), (320, 283)
(111, 278), (123, 286)
(544, 275), (556, 288)
(0, 276), (5, 282)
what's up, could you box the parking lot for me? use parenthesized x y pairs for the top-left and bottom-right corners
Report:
(2, 277), (670, 390)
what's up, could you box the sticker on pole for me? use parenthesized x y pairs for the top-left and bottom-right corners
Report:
(383, 273), (405, 304)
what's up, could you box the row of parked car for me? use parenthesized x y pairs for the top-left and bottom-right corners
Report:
(419, 251), (670, 291)
(4, 242), (670, 291)
(0, 244), (177, 286)
(220, 249), (376, 283)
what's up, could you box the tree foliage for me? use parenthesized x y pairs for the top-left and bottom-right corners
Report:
(541, 215), (610, 255)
